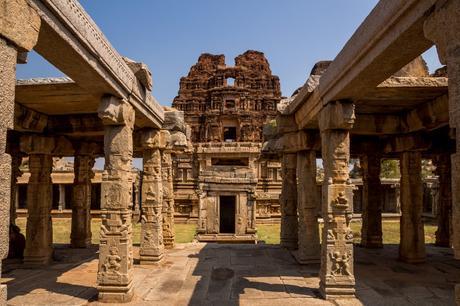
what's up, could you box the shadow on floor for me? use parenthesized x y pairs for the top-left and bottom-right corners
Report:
(3, 244), (99, 303)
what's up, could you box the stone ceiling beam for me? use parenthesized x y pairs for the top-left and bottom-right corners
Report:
(28, 0), (164, 128)
(294, 0), (438, 129)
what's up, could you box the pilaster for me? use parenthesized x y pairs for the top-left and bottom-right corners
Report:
(318, 101), (355, 299)
(433, 154), (452, 247)
(71, 143), (96, 248)
(360, 152), (383, 248)
(296, 149), (320, 263)
(280, 153), (298, 250)
(399, 151), (425, 263)
(96, 96), (135, 303)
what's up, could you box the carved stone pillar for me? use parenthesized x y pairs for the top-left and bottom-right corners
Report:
(296, 149), (320, 263)
(424, 0), (460, 262)
(161, 143), (176, 249)
(139, 129), (164, 263)
(10, 154), (23, 225)
(318, 101), (355, 299)
(280, 153), (298, 250)
(0, 1), (40, 300)
(20, 136), (55, 267)
(71, 146), (96, 248)
(360, 153), (383, 248)
(433, 154), (452, 247)
(96, 96), (135, 303)
(399, 151), (425, 263)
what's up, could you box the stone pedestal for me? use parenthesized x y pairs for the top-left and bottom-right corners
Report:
(24, 153), (54, 266)
(296, 150), (320, 263)
(399, 151), (425, 263)
(319, 101), (355, 299)
(360, 153), (383, 248)
(96, 97), (135, 303)
(433, 154), (452, 247)
(161, 147), (175, 249)
(71, 151), (95, 248)
(140, 129), (164, 263)
(280, 153), (298, 250)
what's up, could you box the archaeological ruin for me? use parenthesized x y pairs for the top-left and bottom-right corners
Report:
(1, 0), (460, 305)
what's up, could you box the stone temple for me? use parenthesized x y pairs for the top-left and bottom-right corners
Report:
(1, 0), (460, 305)
(171, 51), (281, 242)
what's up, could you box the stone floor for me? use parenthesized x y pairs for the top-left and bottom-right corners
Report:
(2, 243), (458, 305)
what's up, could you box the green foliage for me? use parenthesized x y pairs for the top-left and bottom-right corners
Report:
(380, 159), (400, 179)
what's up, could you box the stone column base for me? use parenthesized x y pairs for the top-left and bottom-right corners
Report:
(360, 237), (383, 249)
(292, 250), (320, 264)
(399, 255), (425, 264)
(23, 252), (53, 267)
(71, 238), (92, 248)
(0, 284), (6, 305)
(319, 278), (356, 300)
(97, 282), (134, 303)
(140, 253), (164, 264)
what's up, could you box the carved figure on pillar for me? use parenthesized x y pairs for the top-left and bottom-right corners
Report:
(139, 129), (164, 263)
(318, 101), (356, 299)
(96, 96), (135, 303)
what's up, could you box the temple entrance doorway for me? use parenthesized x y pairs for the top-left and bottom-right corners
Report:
(219, 195), (236, 233)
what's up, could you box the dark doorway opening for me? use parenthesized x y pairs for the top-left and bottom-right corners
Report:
(223, 127), (237, 142)
(219, 195), (236, 233)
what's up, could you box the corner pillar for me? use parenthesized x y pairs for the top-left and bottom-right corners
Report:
(360, 153), (383, 248)
(139, 129), (164, 263)
(96, 96), (135, 303)
(280, 153), (298, 250)
(399, 151), (425, 263)
(318, 101), (356, 299)
(424, 0), (460, 261)
(10, 154), (23, 225)
(433, 154), (452, 247)
(20, 136), (55, 267)
(71, 145), (96, 248)
(0, 0), (40, 300)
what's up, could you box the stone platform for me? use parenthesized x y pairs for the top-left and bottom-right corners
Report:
(2, 243), (457, 305)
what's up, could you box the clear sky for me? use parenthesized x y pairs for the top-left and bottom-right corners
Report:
(16, 0), (441, 106)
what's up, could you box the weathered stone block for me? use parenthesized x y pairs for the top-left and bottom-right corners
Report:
(0, 0), (40, 51)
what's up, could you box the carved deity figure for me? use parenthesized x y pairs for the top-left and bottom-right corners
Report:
(330, 251), (352, 276)
(103, 247), (122, 274)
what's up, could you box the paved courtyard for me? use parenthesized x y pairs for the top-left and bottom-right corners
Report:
(2, 243), (457, 305)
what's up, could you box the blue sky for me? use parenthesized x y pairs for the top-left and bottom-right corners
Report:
(17, 0), (442, 106)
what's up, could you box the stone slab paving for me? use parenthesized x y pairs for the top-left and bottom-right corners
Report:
(1, 243), (457, 305)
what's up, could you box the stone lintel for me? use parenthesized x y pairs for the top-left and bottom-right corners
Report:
(0, 0), (41, 51)
(19, 134), (75, 156)
(319, 101), (355, 131)
(383, 132), (431, 153)
(353, 94), (448, 135)
(14, 103), (48, 133)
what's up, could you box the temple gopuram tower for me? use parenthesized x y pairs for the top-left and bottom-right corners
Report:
(172, 50), (281, 242)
